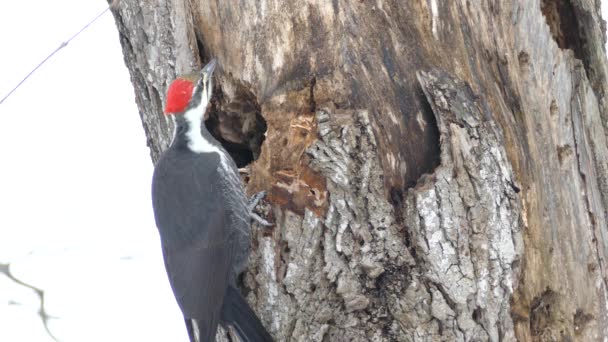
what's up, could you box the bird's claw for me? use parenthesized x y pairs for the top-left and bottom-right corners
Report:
(248, 191), (273, 227)
(248, 191), (267, 211)
(251, 212), (273, 227)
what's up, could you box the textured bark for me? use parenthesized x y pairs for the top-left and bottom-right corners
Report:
(110, 0), (608, 340)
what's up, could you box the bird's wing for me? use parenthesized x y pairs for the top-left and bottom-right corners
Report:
(162, 220), (232, 340)
(161, 207), (232, 316)
(152, 151), (233, 337)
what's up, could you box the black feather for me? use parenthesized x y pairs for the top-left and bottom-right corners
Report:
(221, 286), (273, 342)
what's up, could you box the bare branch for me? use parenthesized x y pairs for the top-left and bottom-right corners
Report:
(0, 4), (114, 105)
(0, 262), (60, 342)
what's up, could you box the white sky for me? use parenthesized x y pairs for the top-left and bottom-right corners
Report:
(0, 1), (186, 341)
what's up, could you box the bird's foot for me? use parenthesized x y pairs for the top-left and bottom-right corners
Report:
(248, 191), (266, 211)
(248, 191), (273, 227)
(251, 212), (273, 227)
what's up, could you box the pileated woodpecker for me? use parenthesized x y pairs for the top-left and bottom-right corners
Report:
(151, 59), (273, 342)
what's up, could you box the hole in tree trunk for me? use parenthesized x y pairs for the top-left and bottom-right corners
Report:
(194, 34), (267, 168)
(415, 90), (441, 181)
(205, 85), (267, 168)
(540, 0), (588, 70)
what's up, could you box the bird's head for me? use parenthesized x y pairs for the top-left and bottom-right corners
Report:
(164, 59), (217, 115)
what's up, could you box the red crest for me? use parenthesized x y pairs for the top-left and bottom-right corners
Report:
(164, 78), (195, 114)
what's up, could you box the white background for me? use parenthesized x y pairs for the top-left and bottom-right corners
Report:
(1, 1), (607, 342)
(0, 1), (186, 341)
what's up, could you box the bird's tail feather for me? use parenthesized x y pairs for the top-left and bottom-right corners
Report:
(185, 316), (221, 342)
(185, 319), (197, 342)
(221, 286), (273, 342)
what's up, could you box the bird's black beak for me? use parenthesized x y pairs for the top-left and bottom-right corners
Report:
(186, 59), (218, 112)
(202, 58), (217, 77)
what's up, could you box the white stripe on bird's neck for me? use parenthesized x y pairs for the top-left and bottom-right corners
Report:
(180, 82), (221, 155)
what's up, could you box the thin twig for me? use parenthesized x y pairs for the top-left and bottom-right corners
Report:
(0, 262), (60, 342)
(0, 4), (114, 105)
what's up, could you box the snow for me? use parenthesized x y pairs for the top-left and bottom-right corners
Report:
(0, 1), (186, 341)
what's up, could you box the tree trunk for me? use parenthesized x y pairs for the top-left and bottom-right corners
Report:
(109, 0), (608, 340)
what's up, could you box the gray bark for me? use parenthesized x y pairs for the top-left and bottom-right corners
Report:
(110, 0), (608, 340)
